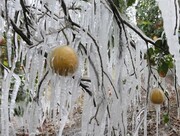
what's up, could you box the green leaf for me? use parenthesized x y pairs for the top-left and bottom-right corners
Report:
(154, 38), (162, 52)
(139, 21), (151, 25)
(163, 113), (169, 124)
(127, 0), (136, 7)
(147, 47), (154, 57)
(3, 60), (8, 67)
(158, 61), (168, 76)
(164, 55), (174, 69)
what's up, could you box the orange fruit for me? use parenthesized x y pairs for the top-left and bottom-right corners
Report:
(158, 71), (166, 78)
(150, 88), (165, 104)
(49, 45), (78, 76)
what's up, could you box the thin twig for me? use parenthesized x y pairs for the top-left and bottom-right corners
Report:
(26, 6), (61, 21)
(127, 45), (137, 79)
(174, 68), (180, 107)
(103, 71), (118, 99)
(35, 70), (49, 103)
(61, 29), (69, 45)
(89, 104), (100, 126)
(80, 82), (92, 96)
(107, 105), (111, 118)
(61, 0), (68, 16)
(88, 56), (100, 87)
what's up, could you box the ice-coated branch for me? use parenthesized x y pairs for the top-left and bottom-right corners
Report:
(127, 45), (137, 79)
(89, 104), (100, 126)
(20, 0), (31, 39)
(173, 0), (178, 35)
(80, 82), (92, 96)
(25, 6), (59, 21)
(61, 29), (69, 45)
(10, 19), (33, 45)
(61, 0), (68, 16)
(79, 43), (100, 92)
(103, 71), (118, 99)
(145, 42), (151, 105)
(70, 21), (104, 89)
(107, 0), (155, 46)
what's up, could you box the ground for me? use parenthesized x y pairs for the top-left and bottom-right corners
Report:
(15, 81), (180, 136)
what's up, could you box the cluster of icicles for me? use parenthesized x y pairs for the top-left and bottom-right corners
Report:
(0, 0), (179, 135)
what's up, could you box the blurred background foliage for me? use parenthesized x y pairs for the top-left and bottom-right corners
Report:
(136, 0), (163, 39)
(114, 0), (174, 77)
(114, 0), (163, 38)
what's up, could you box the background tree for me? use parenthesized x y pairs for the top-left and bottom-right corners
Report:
(136, 0), (163, 39)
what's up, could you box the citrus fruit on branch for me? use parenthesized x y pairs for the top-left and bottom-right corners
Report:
(49, 45), (79, 76)
(150, 88), (165, 104)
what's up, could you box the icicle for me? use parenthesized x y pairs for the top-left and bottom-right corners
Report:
(25, 102), (41, 135)
(143, 107), (147, 136)
(81, 93), (95, 135)
(6, 27), (13, 67)
(37, 52), (46, 82)
(1, 70), (12, 136)
(155, 105), (160, 136)
(14, 11), (21, 62)
(9, 74), (21, 119)
(29, 62), (38, 95)
(7, 1), (15, 19)
(6, 0), (15, 68)
(134, 116), (145, 136)
(23, 49), (34, 89)
(0, 9), (5, 33)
